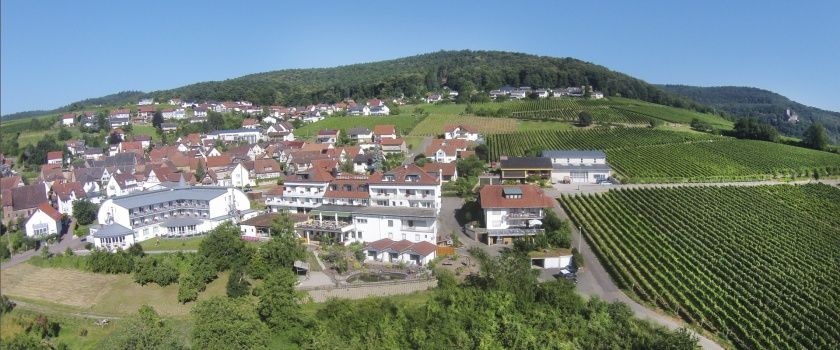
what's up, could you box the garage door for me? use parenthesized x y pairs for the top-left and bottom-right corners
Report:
(570, 171), (588, 183)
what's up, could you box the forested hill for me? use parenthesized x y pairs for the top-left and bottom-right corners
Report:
(2, 50), (709, 119)
(659, 85), (840, 143)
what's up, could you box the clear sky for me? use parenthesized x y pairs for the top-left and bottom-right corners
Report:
(2, 0), (838, 115)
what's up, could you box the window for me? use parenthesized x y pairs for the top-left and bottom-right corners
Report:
(415, 234), (420, 241)
(407, 220), (414, 227)
(356, 218), (367, 224)
(387, 220), (393, 227)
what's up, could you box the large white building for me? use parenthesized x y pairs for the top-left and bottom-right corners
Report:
(479, 185), (555, 245)
(542, 150), (612, 183)
(24, 203), (63, 238)
(205, 129), (262, 144)
(90, 186), (253, 251)
(267, 164), (442, 245)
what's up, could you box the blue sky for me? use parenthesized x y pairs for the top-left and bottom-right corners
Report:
(2, 0), (838, 115)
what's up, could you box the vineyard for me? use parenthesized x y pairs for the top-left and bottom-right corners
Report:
(560, 184), (840, 350)
(487, 128), (840, 182)
(409, 115), (520, 136)
(609, 97), (733, 128)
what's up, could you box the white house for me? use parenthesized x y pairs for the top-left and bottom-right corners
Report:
(348, 105), (370, 116)
(231, 162), (256, 187)
(298, 205), (438, 245)
(444, 125), (480, 141)
(479, 185), (555, 245)
(364, 238), (437, 266)
(52, 182), (87, 215)
(92, 186), (252, 250)
(106, 173), (141, 197)
(25, 203), (63, 238)
(369, 105), (390, 116)
(62, 114), (75, 126)
(316, 130), (340, 144)
(347, 128), (374, 143)
(542, 150), (611, 183)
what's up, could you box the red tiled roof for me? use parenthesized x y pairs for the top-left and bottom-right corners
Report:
(205, 155), (232, 168)
(254, 158), (282, 174)
(1, 175), (23, 191)
(52, 181), (86, 201)
(422, 162), (456, 177)
(37, 202), (62, 221)
(47, 151), (63, 161)
(479, 185), (554, 209)
(373, 125), (396, 135)
(63, 113), (75, 120)
(365, 238), (436, 257)
(380, 138), (405, 146)
(444, 124), (478, 133)
(368, 164), (437, 185)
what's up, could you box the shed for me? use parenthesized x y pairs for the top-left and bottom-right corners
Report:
(528, 248), (573, 269)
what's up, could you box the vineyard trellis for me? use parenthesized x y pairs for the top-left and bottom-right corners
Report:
(560, 184), (840, 350)
(487, 128), (840, 182)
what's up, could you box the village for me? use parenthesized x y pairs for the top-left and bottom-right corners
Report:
(2, 87), (612, 290)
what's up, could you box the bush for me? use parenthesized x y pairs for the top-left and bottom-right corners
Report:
(25, 315), (61, 339)
(226, 265), (250, 298)
(0, 294), (15, 315)
(72, 200), (98, 226)
(87, 250), (135, 274)
(133, 256), (180, 286)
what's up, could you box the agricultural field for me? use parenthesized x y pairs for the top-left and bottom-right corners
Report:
(487, 128), (840, 182)
(409, 114), (519, 136)
(609, 97), (733, 129)
(293, 115), (423, 139)
(560, 184), (840, 350)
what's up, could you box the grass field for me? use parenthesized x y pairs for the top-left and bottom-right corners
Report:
(0, 306), (122, 349)
(609, 97), (733, 129)
(560, 184), (840, 349)
(139, 236), (204, 251)
(294, 115), (424, 139)
(130, 124), (162, 141)
(0, 263), (229, 317)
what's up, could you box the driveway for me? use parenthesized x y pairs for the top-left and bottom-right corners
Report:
(1, 219), (87, 270)
(439, 197), (502, 257)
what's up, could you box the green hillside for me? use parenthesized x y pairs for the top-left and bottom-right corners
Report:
(659, 85), (840, 143)
(2, 51), (713, 120)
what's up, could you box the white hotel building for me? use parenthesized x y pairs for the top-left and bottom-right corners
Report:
(266, 164), (441, 245)
(90, 185), (253, 251)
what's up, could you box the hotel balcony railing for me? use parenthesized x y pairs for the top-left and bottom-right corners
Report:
(371, 192), (435, 200)
(130, 203), (209, 217)
(296, 220), (353, 233)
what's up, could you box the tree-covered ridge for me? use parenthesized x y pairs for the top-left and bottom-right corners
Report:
(659, 85), (840, 143)
(151, 50), (708, 111)
(2, 51), (710, 119)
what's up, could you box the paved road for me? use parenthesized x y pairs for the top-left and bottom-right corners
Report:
(548, 196), (724, 350)
(1, 220), (86, 270)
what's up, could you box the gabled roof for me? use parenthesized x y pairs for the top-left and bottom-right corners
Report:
(317, 129), (339, 136)
(541, 150), (606, 159)
(380, 138), (405, 146)
(500, 157), (552, 170)
(368, 164), (437, 185)
(1, 175), (23, 190)
(47, 151), (63, 161)
(444, 124), (478, 133)
(364, 238), (436, 257)
(205, 155), (233, 168)
(11, 183), (48, 211)
(373, 125), (396, 135)
(52, 181), (86, 201)
(36, 202), (62, 221)
(422, 162), (457, 177)
(479, 185), (554, 209)
(254, 158), (282, 174)
(347, 127), (372, 136)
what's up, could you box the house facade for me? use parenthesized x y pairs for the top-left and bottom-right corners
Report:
(542, 150), (611, 183)
(25, 203), (63, 238)
(479, 185), (554, 245)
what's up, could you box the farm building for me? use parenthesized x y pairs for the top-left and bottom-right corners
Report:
(542, 150), (611, 183)
(499, 157), (552, 180)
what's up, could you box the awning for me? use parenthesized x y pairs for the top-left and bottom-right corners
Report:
(528, 219), (543, 227)
(160, 217), (203, 228)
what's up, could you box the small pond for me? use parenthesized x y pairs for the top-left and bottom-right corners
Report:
(346, 272), (407, 283)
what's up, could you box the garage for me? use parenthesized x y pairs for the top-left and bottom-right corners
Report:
(570, 171), (588, 183)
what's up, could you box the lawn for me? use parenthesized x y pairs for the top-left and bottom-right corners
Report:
(17, 126), (85, 147)
(130, 124), (161, 141)
(0, 263), (230, 317)
(294, 115), (424, 139)
(0, 307), (121, 349)
(140, 236), (205, 251)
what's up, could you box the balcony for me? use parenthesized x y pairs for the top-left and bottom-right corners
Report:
(506, 211), (543, 219)
(400, 225), (435, 233)
(296, 220), (354, 233)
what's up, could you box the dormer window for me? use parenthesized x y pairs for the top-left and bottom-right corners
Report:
(406, 174), (419, 182)
(503, 187), (523, 199)
(384, 175), (395, 182)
